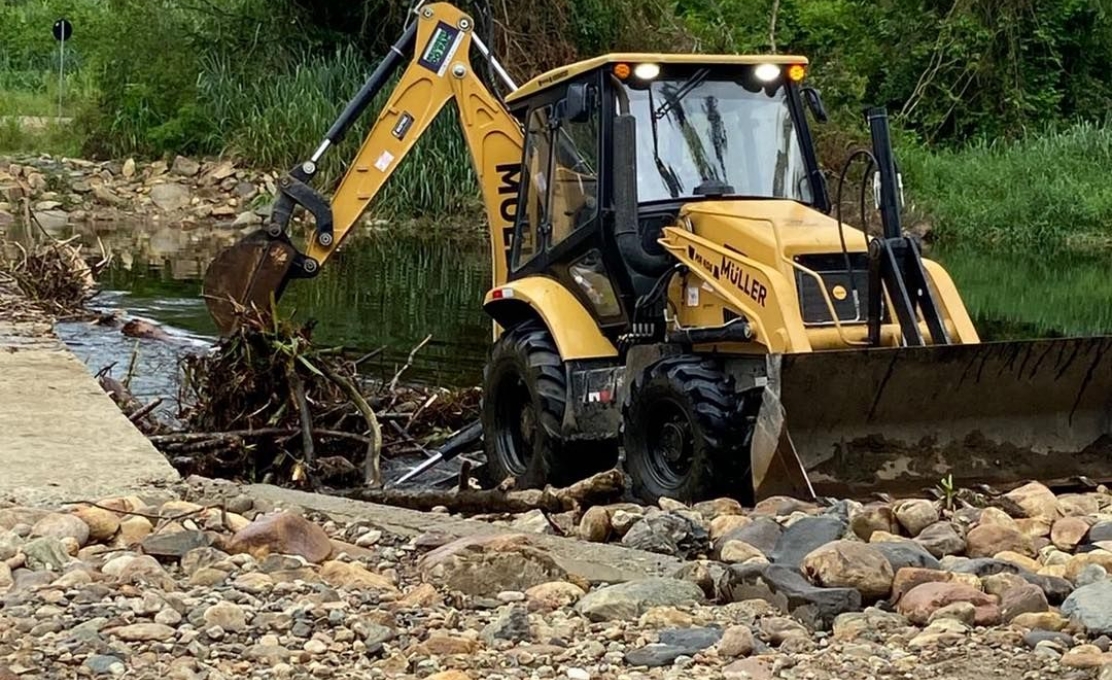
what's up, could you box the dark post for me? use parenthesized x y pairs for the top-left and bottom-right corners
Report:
(866, 107), (902, 240)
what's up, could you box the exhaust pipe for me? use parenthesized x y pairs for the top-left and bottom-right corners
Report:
(612, 114), (672, 276)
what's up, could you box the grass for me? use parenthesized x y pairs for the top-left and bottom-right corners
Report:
(899, 122), (1112, 249)
(0, 117), (84, 156)
(198, 47), (482, 222)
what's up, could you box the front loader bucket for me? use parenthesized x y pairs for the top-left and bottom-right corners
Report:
(202, 229), (299, 335)
(769, 337), (1112, 497)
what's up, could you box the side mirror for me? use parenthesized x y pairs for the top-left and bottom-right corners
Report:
(565, 83), (591, 123)
(802, 87), (829, 123)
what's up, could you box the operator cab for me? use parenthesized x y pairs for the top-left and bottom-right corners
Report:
(502, 55), (829, 344)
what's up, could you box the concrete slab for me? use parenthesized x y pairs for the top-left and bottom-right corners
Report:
(248, 484), (685, 584)
(0, 293), (178, 506)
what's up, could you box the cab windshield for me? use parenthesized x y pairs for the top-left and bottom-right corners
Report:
(621, 65), (814, 204)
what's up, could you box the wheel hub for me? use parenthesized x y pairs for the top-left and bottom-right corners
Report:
(660, 422), (687, 463)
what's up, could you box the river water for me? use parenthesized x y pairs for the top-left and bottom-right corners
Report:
(36, 219), (1112, 407)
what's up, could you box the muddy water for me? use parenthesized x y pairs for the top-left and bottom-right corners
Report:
(36, 220), (1112, 408)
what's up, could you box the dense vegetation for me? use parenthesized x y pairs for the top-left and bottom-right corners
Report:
(3, 0), (1112, 245)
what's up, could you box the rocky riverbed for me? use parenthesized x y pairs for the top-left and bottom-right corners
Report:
(0, 153), (292, 234)
(3, 476), (1112, 679)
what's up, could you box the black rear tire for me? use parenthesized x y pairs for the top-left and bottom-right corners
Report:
(481, 321), (610, 488)
(622, 356), (753, 504)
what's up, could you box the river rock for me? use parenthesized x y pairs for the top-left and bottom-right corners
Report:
(850, 505), (898, 541)
(203, 601), (247, 633)
(525, 581), (585, 611)
(122, 159), (136, 178)
(978, 507), (1019, 530)
(71, 507), (119, 542)
(23, 537), (70, 571)
(660, 626), (723, 651)
(1001, 583), (1049, 622)
(419, 534), (567, 597)
(1053, 517), (1091, 551)
(1065, 552), (1112, 582)
(871, 541), (941, 572)
(172, 155), (201, 177)
(947, 557), (1020, 577)
(717, 625), (756, 657)
(1077, 564), (1108, 587)
(31, 513), (89, 546)
(895, 499), (939, 537)
(1057, 493), (1100, 517)
(982, 572), (1027, 599)
(1088, 521), (1112, 544)
(693, 498), (743, 519)
(897, 582), (1000, 626)
(149, 183), (192, 212)
(575, 578), (704, 622)
(116, 516), (153, 546)
(1005, 482), (1060, 522)
(482, 604), (531, 644)
(832, 608), (912, 643)
(1017, 517), (1053, 538)
(770, 516), (846, 567)
(915, 522), (966, 558)
(719, 517), (781, 555)
(578, 506), (610, 543)
(229, 512), (332, 563)
(993, 550), (1040, 572)
(110, 623), (176, 642)
(928, 601), (976, 625)
(1013, 611), (1068, 632)
(623, 644), (692, 668)
(142, 530), (212, 559)
(966, 524), (1034, 558)
(621, 511), (709, 559)
(1063, 581), (1112, 634)
(180, 547), (231, 575)
(711, 516), (752, 542)
(724, 564), (861, 629)
(800, 540), (893, 600)
(720, 540), (765, 563)
(320, 561), (398, 593)
(610, 509), (643, 537)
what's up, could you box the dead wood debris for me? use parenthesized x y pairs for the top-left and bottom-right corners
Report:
(0, 217), (108, 318)
(142, 309), (480, 490)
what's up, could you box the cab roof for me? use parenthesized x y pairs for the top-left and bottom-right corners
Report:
(504, 53), (810, 103)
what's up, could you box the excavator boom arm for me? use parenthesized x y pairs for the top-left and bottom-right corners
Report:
(203, 3), (524, 333)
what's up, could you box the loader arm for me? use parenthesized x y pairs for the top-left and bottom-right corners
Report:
(203, 3), (524, 333)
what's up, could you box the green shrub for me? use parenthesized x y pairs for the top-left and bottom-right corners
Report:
(900, 122), (1112, 248)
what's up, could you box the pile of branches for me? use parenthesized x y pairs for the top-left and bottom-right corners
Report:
(146, 309), (479, 489)
(0, 230), (108, 319)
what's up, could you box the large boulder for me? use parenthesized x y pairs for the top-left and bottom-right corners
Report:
(149, 183), (192, 212)
(871, 541), (941, 572)
(895, 500), (939, 537)
(800, 540), (894, 600)
(575, 578), (704, 622)
(418, 534), (567, 597)
(897, 582), (1000, 626)
(770, 516), (847, 567)
(228, 512), (332, 563)
(717, 517), (781, 555)
(621, 511), (709, 559)
(914, 522), (965, 558)
(966, 524), (1035, 558)
(1062, 581), (1112, 635)
(1051, 517), (1091, 551)
(1004, 482), (1060, 522)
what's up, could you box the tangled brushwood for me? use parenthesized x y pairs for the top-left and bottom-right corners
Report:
(0, 233), (106, 318)
(152, 309), (479, 489)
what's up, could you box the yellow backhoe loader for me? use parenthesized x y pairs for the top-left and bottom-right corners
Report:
(203, 1), (1112, 504)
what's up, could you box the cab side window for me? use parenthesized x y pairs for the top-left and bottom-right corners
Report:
(549, 89), (599, 247)
(512, 106), (553, 269)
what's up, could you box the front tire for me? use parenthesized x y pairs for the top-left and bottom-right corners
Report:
(480, 322), (574, 488)
(622, 357), (753, 504)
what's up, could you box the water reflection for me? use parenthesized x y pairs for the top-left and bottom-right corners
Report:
(44, 220), (493, 387)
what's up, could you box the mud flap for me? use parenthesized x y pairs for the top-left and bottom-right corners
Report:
(774, 337), (1112, 495)
(202, 229), (299, 335)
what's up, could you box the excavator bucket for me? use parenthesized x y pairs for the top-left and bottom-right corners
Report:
(764, 336), (1112, 497)
(202, 230), (299, 335)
